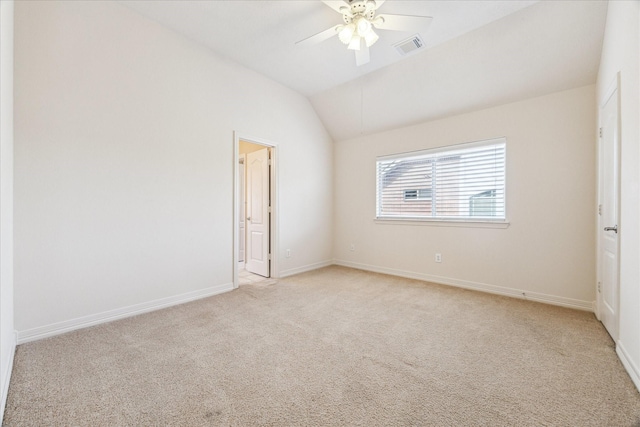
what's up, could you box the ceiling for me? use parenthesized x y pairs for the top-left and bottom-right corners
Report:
(122, 0), (539, 96)
(121, 0), (608, 141)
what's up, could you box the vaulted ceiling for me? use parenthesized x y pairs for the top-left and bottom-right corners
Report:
(122, 0), (608, 141)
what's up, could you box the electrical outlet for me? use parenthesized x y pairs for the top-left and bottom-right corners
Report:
(435, 253), (442, 263)
(349, 244), (355, 252)
(286, 249), (291, 258)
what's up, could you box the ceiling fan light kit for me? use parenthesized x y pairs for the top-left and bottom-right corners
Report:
(348, 36), (362, 51)
(338, 25), (355, 44)
(296, 0), (433, 66)
(364, 29), (379, 47)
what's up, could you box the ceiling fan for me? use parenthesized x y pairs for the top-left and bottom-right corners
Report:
(296, 0), (433, 66)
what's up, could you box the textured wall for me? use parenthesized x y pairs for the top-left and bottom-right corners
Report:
(13, 1), (333, 334)
(334, 85), (596, 308)
(0, 0), (15, 420)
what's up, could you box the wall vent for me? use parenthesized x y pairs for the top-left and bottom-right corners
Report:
(393, 34), (425, 56)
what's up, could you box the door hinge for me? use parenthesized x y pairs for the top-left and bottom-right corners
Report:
(268, 206), (271, 213)
(597, 282), (601, 293)
(268, 159), (272, 166)
(599, 127), (603, 138)
(598, 204), (602, 216)
(268, 253), (271, 260)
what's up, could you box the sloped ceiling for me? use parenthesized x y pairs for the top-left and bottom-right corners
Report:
(122, 0), (539, 95)
(122, 0), (607, 142)
(311, 0), (608, 141)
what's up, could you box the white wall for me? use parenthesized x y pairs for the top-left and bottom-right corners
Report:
(0, 0), (16, 420)
(334, 85), (597, 309)
(597, 0), (640, 391)
(13, 1), (333, 339)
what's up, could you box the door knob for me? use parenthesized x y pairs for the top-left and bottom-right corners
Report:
(247, 217), (251, 221)
(604, 225), (618, 233)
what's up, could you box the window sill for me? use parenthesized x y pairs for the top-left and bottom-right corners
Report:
(374, 218), (510, 229)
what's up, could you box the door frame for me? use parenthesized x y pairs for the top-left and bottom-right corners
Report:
(238, 153), (246, 269)
(595, 73), (621, 337)
(233, 132), (279, 288)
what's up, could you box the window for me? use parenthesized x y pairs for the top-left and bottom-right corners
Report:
(404, 188), (432, 201)
(376, 138), (506, 221)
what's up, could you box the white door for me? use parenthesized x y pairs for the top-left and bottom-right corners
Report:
(598, 83), (619, 340)
(238, 155), (246, 264)
(245, 148), (270, 277)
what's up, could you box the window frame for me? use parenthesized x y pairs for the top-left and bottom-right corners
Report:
(375, 138), (508, 227)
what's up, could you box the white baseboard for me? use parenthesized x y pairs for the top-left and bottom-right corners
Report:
(1, 332), (16, 425)
(333, 259), (594, 312)
(617, 341), (640, 393)
(279, 260), (333, 278)
(16, 282), (234, 344)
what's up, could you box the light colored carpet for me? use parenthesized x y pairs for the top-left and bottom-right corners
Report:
(4, 266), (640, 426)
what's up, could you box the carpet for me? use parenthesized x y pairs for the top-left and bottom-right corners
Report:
(4, 266), (640, 426)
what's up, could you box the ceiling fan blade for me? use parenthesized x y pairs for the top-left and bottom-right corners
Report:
(373, 14), (433, 32)
(355, 44), (370, 66)
(322, 0), (351, 14)
(295, 25), (341, 47)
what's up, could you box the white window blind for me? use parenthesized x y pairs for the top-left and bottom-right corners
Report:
(376, 138), (506, 221)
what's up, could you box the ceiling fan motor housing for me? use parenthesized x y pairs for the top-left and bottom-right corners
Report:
(341, 0), (377, 23)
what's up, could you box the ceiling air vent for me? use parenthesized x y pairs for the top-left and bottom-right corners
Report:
(393, 34), (425, 56)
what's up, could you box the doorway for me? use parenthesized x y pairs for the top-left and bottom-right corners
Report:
(233, 133), (278, 288)
(596, 74), (620, 341)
